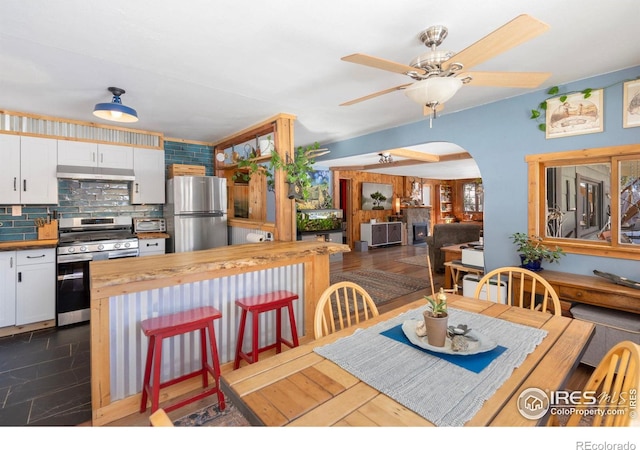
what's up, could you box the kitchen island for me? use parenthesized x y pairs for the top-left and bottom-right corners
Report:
(89, 240), (349, 425)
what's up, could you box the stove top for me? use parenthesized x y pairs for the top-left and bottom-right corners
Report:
(57, 216), (139, 259)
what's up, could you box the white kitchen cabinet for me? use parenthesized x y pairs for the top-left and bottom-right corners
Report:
(131, 148), (165, 204)
(360, 222), (403, 247)
(0, 135), (58, 205)
(0, 252), (16, 328)
(138, 238), (166, 257)
(15, 249), (55, 326)
(58, 140), (133, 170)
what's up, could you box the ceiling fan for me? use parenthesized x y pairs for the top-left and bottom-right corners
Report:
(340, 14), (551, 120)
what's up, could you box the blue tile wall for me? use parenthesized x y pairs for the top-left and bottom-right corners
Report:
(164, 141), (214, 176)
(0, 139), (213, 241)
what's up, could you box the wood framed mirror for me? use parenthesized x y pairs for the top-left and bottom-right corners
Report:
(527, 143), (640, 259)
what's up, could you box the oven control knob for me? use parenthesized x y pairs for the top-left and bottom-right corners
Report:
(80, 246), (87, 252)
(68, 247), (75, 253)
(124, 242), (131, 248)
(97, 244), (105, 251)
(114, 243), (121, 249)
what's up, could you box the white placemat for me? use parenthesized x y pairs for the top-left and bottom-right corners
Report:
(313, 307), (547, 426)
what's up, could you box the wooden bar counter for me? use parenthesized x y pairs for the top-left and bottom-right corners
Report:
(89, 240), (349, 426)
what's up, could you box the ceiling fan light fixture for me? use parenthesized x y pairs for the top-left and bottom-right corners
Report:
(93, 87), (138, 123)
(404, 77), (463, 107)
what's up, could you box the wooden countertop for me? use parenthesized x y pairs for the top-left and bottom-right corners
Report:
(90, 240), (350, 298)
(0, 239), (58, 251)
(135, 232), (170, 239)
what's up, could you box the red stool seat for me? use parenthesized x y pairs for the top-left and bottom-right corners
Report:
(140, 306), (225, 415)
(233, 290), (300, 369)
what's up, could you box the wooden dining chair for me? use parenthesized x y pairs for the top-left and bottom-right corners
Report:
(313, 282), (379, 339)
(547, 340), (639, 426)
(149, 408), (174, 427)
(473, 266), (562, 316)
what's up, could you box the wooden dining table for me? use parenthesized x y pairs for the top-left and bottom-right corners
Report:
(221, 294), (594, 427)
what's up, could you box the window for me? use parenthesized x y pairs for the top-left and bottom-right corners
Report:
(463, 182), (483, 212)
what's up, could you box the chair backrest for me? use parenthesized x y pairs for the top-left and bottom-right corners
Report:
(314, 281), (379, 339)
(473, 266), (561, 316)
(149, 408), (174, 427)
(556, 341), (639, 426)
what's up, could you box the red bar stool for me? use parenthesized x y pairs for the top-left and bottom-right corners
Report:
(140, 306), (225, 415)
(233, 290), (300, 369)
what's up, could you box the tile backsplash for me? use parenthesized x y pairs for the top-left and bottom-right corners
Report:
(0, 179), (163, 241)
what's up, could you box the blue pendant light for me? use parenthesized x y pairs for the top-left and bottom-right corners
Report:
(93, 87), (138, 123)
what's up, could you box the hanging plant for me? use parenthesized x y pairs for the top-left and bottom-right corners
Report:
(267, 142), (321, 200)
(530, 86), (594, 132)
(531, 77), (640, 132)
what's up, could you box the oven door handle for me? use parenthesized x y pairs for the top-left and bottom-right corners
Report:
(57, 254), (93, 263)
(58, 273), (84, 281)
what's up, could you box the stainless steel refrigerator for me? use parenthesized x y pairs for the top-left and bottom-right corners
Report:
(165, 176), (228, 253)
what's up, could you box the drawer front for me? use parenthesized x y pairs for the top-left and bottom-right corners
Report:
(558, 285), (640, 314)
(17, 248), (55, 265)
(139, 239), (165, 255)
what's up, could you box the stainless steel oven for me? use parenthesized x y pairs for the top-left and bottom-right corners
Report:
(56, 217), (138, 326)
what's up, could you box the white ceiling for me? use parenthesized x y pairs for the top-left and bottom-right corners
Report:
(1, 0), (639, 179)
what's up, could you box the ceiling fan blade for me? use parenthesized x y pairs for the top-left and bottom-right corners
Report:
(340, 83), (413, 106)
(342, 53), (426, 76)
(461, 71), (551, 88)
(443, 14), (550, 71)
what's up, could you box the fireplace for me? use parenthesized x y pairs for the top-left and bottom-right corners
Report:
(413, 222), (428, 245)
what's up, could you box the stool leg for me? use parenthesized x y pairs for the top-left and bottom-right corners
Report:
(150, 335), (163, 413)
(140, 334), (155, 412)
(251, 311), (259, 363)
(200, 327), (209, 388)
(287, 302), (300, 347)
(234, 309), (248, 369)
(275, 307), (282, 353)
(207, 321), (225, 411)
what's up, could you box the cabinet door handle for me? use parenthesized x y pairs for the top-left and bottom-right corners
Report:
(100, 153), (104, 164)
(13, 177), (17, 191)
(147, 243), (159, 247)
(10, 257), (13, 269)
(92, 152), (96, 162)
(135, 182), (139, 193)
(23, 179), (27, 192)
(26, 254), (46, 259)
(18, 272), (22, 282)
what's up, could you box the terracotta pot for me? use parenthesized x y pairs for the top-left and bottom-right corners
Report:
(422, 310), (448, 347)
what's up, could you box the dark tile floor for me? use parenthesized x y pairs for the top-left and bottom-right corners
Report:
(0, 323), (91, 426)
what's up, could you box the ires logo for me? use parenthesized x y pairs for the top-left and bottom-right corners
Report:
(517, 387), (637, 421)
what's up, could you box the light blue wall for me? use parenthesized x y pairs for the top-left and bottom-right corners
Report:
(318, 66), (640, 278)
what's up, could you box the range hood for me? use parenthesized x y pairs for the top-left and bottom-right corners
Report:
(56, 165), (136, 181)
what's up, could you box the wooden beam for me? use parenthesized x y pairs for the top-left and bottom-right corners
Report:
(387, 148), (440, 162)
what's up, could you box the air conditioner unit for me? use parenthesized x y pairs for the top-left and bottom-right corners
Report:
(462, 274), (507, 304)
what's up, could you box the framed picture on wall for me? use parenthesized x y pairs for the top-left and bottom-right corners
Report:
(361, 182), (393, 210)
(623, 79), (640, 128)
(545, 89), (604, 139)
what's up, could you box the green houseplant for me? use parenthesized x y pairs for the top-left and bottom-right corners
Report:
(268, 142), (321, 200)
(510, 232), (565, 270)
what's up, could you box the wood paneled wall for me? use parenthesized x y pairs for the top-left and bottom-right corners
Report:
(332, 170), (405, 244)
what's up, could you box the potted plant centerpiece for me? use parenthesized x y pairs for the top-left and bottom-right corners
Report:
(423, 288), (449, 347)
(510, 232), (565, 271)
